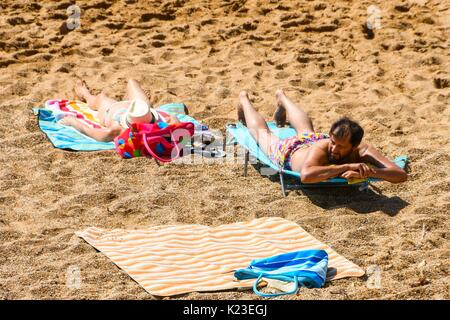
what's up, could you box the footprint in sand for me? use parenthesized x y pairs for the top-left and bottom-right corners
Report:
(13, 49), (40, 60)
(104, 22), (125, 30)
(140, 13), (176, 22)
(151, 41), (165, 48)
(7, 17), (30, 26)
(100, 47), (114, 56)
(433, 78), (450, 89)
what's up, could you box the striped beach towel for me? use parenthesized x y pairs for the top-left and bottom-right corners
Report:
(45, 99), (103, 128)
(34, 100), (207, 151)
(76, 217), (365, 297)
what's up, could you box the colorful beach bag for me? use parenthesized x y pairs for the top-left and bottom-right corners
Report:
(234, 249), (328, 297)
(114, 121), (194, 162)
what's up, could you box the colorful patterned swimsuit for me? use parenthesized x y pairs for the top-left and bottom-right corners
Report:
(268, 132), (329, 170)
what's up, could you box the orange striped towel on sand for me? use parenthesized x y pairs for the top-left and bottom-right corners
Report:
(76, 217), (365, 296)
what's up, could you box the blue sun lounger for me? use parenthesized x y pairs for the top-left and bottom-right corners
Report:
(225, 122), (408, 196)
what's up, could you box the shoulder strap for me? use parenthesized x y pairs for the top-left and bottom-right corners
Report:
(253, 274), (299, 298)
(142, 122), (194, 162)
(143, 133), (182, 162)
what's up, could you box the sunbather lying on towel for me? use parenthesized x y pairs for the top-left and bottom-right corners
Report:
(60, 79), (182, 141)
(237, 90), (407, 184)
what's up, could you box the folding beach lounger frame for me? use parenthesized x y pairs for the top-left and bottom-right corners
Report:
(224, 123), (408, 197)
(230, 148), (370, 197)
(240, 148), (370, 196)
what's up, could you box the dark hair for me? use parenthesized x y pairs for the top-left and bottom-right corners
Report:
(329, 117), (364, 146)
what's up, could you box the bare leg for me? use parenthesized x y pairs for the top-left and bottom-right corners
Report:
(237, 91), (279, 155)
(273, 101), (286, 128)
(74, 80), (120, 127)
(124, 79), (152, 107)
(274, 89), (314, 134)
(74, 80), (117, 111)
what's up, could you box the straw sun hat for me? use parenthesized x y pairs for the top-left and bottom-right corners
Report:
(120, 99), (159, 128)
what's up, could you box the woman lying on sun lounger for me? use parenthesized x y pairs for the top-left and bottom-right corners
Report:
(60, 79), (182, 141)
(237, 90), (407, 184)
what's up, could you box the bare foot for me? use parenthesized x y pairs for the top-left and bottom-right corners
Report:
(74, 79), (91, 102)
(273, 89), (287, 127)
(237, 91), (248, 126)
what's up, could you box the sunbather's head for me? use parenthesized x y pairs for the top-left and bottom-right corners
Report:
(328, 117), (364, 162)
(121, 99), (156, 127)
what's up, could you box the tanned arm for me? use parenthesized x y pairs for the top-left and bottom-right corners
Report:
(300, 143), (350, 183)
(358, 144), (407, 183)
(60, 117), (123, 142)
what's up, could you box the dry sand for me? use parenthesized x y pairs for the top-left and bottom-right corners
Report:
(0, 0), (449, 299)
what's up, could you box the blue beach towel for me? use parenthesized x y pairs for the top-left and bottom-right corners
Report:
(234, 249), (329, 297)
(33, 102), (204, 151)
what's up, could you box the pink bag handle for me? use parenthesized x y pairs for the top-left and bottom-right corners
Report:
(142, 122), (194, 162)
(143, 133), (182, 162)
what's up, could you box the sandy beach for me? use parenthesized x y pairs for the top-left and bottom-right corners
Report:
(0, 0), (449, 299)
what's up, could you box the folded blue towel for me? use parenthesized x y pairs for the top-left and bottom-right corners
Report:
(234, 249), (329, 297)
